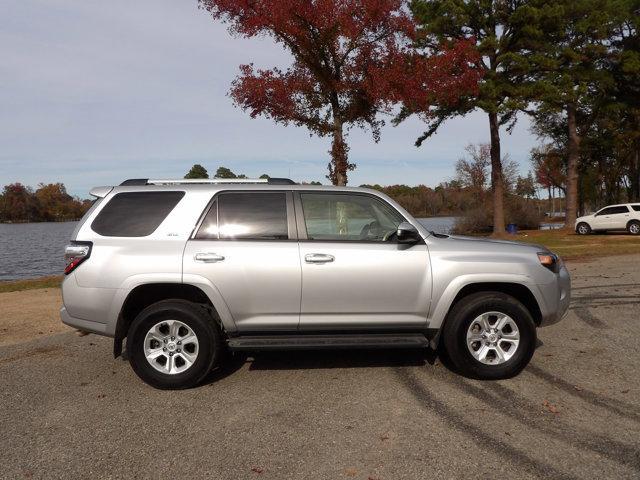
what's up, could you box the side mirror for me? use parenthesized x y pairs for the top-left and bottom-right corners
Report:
(396, 222), (421, 244)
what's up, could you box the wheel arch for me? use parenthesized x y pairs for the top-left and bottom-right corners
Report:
(113, 282), (232, 358)
(428, 280), (543, 349)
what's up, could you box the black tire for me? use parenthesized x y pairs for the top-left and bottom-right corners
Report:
(441, 292), (537, 380)
(576, 222), (591, 235)
(126, 300), (222, 389)
(627, 220), (640, 235)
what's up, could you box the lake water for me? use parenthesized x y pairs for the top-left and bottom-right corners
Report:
(0, 217), (456, 281)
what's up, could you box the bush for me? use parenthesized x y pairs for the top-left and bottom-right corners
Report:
(452, 208), (493, 234)
(505, 199), (543, 230)
(453, 199), (543, 234)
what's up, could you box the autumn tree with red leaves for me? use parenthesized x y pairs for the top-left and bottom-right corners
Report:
(199, 0), (480, 185)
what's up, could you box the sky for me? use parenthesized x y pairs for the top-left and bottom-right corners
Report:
(1, 0), (539, 198)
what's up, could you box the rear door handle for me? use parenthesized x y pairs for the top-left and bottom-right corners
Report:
(305, 253), (334, 263)
(194, 253), (225, 263)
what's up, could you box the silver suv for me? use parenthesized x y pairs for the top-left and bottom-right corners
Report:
(62, 178), (571, 389)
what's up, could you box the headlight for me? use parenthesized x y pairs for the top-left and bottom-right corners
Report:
(538, 252), (560, 273)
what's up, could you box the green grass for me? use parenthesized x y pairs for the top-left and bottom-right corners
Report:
(0, 276), (62, 293)
(509, 230), (640, 260)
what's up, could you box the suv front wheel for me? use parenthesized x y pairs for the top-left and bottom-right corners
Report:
(441, 292), (536, 380)
(127, 300), (222, 389)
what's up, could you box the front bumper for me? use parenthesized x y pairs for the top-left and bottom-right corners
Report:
(538, 264), (571, 327)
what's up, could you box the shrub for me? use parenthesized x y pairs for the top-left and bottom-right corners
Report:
(453, 198), (543, 234)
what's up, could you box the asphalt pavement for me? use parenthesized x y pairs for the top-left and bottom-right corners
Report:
(1, 255), (639, 479)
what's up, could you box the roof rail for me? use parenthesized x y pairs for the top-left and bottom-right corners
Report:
(119, 178), (298, 186)
(146, 178), (298, 185)
(147, 178), (268, 185)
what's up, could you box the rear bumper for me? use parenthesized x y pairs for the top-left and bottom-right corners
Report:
(60, 306), (113, 336)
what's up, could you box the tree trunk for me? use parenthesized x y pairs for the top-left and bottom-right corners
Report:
(328, 117), (349, 186)
(564, 103), (581, 229)
(488, 112), (505, 234)
(631, 144), (640, 202)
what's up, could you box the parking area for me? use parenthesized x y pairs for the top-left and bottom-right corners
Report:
(1, 255), (639, 479)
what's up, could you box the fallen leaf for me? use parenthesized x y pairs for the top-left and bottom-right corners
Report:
(621, 389), (630, 394)
(380, 435), (389, 441)
(542, 400), (559, 414)
(345, 468), (358, 477)
(574, 386), (583, 391)
(251, 467), (264, 474)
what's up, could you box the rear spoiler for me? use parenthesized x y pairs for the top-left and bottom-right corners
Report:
(89, 186), (113, 198)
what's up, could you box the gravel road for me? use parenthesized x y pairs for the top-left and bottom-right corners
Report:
(1, 256), (639, 479)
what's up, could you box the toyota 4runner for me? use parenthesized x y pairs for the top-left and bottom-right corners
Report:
(61, 178), (571, 389)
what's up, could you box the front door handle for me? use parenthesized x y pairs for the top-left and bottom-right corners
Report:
(305, 253), (335, 264)
(194, 252), (225, 263)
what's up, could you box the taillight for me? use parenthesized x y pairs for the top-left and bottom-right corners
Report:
(64, 241), (92, 275)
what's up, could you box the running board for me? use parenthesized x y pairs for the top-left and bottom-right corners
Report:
(227, 333), (429, 351)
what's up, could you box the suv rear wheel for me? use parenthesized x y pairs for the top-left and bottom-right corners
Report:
(127, 300), (222, 389)
(441, 292), (536, 380)
(627, 220), (640, 235)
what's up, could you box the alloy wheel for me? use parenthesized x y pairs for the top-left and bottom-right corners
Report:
(466, 311), (520, 365)
(143, 319), (199, 375)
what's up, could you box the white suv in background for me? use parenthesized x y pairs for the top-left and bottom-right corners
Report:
(575, 204), (640, 235)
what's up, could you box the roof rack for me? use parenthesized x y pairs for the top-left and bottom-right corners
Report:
(120, 178), (297, 186)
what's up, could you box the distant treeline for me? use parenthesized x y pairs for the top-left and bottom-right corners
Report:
(0, 183), (91, 223)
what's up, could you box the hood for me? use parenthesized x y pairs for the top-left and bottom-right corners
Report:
(444, 234), (546, 252)
(576, 214), (594, 223)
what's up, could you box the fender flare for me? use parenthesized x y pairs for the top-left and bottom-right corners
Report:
(427, 273), (544, 332)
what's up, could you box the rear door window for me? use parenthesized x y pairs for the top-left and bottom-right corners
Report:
(91, 191), (184, 237)
(195, 192), (289, 240)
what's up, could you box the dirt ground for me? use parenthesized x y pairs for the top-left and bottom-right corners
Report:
(0, 288), (68, 346)
(1, 256), (639, 479)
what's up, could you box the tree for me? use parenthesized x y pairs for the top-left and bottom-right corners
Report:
(184, 164), (209, 179)
(515, 173), (537, 199)
(35, 183), (73, 220)
(409, 0), (539, 234)
(0, 183), (38, 222)
(455, 143), (490, 196)
(215, 166), (239, 179)
(200, 0), (480, 185)
(528, 0), (617, 228)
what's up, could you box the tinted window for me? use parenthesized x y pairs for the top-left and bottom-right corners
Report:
(300, 193), (404, 242)
(195, 192), (288, 240)
(597, 206), (629, 216)
(632, 205), (640, 212)
(91, 191), (184, 237)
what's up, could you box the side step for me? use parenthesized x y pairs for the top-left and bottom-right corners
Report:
(227, 333), (429, 351)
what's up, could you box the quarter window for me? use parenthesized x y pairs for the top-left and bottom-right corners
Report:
(195, 192), (289, 240)
(631, 205), (640, 212)
(300, 193), (404, 242)
(91, 191), (184, 237)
